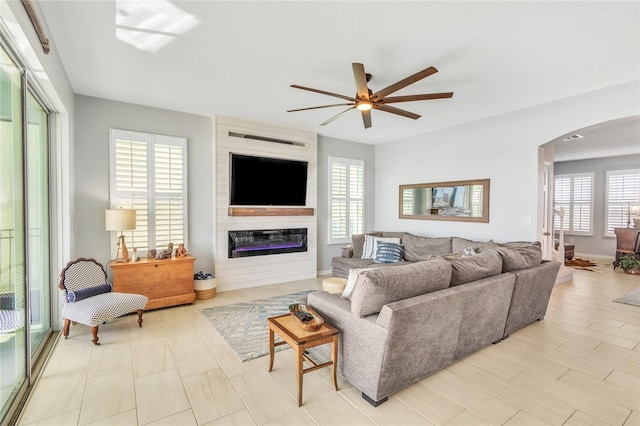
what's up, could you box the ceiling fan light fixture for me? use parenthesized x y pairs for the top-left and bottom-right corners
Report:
(356, 101), (373, 111)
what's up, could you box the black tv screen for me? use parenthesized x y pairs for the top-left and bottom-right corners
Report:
(230, 154), (308, 206)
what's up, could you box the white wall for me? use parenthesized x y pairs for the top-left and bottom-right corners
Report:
(74, 95), (214, 277)
(375, 80), (640, 242)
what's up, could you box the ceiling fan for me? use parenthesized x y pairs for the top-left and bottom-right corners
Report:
(288, 63), (453, 129)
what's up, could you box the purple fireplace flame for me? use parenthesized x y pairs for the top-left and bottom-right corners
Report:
(229, 228), (307, 258)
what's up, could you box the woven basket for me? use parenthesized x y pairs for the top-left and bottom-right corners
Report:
(195, 287), (216, 300)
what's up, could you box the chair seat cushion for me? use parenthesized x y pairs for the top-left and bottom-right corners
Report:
(62, 292), (148, 326)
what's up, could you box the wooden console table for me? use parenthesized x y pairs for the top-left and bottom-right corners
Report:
(109, 255), (196, 310)
(613, 227), (640, 268)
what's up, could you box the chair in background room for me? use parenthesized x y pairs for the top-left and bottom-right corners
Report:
(58, 258), (148, 345)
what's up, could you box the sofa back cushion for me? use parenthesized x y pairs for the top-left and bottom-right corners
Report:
(495, 244), (542, 272)
(350, 258), (452, 317)
(403, 233), (452, 261)
(451, 237), (499, 254)
(447, 249), (503, 287)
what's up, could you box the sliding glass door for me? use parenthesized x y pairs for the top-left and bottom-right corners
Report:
(26, 92), (50, 357)
(0, 42), (52, 422)
(0, 43), (27, 422)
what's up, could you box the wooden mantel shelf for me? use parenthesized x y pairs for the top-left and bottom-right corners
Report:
(228, 207), (315, 217)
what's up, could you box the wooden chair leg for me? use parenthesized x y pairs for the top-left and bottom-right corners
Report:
(63, 318), (70, 339)
(137, 310), (144, 328)
(91, 326), (100, 345)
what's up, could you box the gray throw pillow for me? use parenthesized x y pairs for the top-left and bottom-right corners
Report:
(447, 249), (503, 287)
(403, 233), (452, 261)
(495, 245), (542, 272)
(350, 259), (452, 317)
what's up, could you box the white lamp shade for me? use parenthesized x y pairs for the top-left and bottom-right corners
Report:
(105, 209), (137, 231)
(630, 205), (640, 216)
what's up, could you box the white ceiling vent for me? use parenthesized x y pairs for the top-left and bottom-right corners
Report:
(228, 131), (307, 147)
(561, 134), (584, 141)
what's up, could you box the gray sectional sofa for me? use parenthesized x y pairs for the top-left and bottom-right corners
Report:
(308, 232), (561, 406)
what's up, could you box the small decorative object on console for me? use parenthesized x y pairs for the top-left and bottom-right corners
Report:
(175, 243), (188, 257)
(155, 243), (174, 260)
(288, 303), (324, 331)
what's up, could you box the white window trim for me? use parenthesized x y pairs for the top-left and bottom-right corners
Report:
(554, 173), (594, 236)
(109, 129), (188, 255)
(328, 156), (364, 245)
(604, 168), (640, 237)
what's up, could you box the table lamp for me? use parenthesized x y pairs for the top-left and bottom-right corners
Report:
(105, 208), (136, 262)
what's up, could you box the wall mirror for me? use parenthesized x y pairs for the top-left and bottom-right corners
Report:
(399, 179), (490, 222)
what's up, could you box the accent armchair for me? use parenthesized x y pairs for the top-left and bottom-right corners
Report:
(58, 258), (148, 345)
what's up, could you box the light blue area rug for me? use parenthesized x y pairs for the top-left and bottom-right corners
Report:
(200, 290), (314, 362)
(613, 287), (640, 307)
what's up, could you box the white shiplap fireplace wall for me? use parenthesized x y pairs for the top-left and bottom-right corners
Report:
(214, 116), (318, 292)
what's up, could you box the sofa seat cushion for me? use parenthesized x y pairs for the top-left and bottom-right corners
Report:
(403, 233), (452, 261)
(332, 257), (375, 271)
(350, 258), (452, 317)
(446, 249), (503, 286)
(495, 244), (542, 272)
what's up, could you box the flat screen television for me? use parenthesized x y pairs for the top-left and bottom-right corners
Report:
(230, 154), (308, 206)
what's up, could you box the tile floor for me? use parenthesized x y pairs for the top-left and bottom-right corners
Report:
(16, 260), (640, 425)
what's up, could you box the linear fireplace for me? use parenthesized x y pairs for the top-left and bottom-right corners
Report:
(228, 228), (308, 258)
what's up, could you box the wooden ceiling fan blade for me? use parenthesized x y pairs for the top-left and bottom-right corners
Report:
(352, 63), (369, 99)
(380, 92), (454, 103)
(287, 103), (354, 112)
(361, 109), (372, 129)
(290, 84), (356, 102)
(320, 106), (356, 126)
(374, 104), (421, 120)
(372, 66), (438, 100)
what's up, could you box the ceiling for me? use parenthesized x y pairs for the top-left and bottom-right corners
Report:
(37, 1), (639, 150)
(552, 117), (640, 163)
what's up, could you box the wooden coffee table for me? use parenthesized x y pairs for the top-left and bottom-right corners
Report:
(267, 313), (339, 407)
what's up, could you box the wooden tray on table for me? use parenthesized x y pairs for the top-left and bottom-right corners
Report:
(288, 303), (325, 331)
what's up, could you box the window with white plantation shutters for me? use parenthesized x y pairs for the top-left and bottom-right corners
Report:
(605, 169), (640, 236)
(329, 156), (364, 244)
(109, 129), (187, 255)
(553, 173), (593, 235)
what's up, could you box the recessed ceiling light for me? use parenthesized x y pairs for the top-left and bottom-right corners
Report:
(562, 134), (584, 141)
